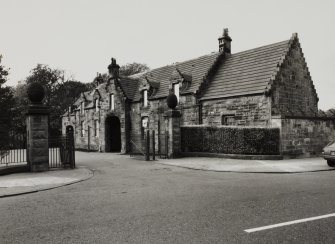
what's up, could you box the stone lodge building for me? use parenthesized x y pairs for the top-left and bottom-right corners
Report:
(62, 29), (335, 158)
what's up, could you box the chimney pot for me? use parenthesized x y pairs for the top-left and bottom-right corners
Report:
(218, 28), (232, 54)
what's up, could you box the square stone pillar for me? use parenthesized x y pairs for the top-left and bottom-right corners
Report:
(164, 109), (182, 158)
(26, 105), (50, 172)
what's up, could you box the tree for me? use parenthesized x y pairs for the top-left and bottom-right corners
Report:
(25, 64), (63, 105)
(119, 62), (150, 76)
(87, 62), (150, 89)
(0, 55), (14, 149)
(11, 82), (29, 134)
(12, 64), (89, 137)
(52, 80), (89, 119)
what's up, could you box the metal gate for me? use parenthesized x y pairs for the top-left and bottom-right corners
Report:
(129, 130), (168, 159)
(49, 133), (75, 168)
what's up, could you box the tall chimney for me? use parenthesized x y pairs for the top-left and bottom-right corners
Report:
(218, 28), (232, 54)
(108, 58), (120, 78)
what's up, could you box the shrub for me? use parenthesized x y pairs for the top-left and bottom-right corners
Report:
(181, 126), (280, 155)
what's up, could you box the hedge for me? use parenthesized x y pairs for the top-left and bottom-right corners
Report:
(181, 126), (280, 155)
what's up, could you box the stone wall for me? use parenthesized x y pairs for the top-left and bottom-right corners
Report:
(62, 81), (128, 153)
(275, 116), (335, 157)
(201, 95), (271, 126)
(271, 39), (318, 116)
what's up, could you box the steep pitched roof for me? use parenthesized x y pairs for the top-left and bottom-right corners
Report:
(129, 52), (221, 101)
(200, 39), (291, 100)
(118, 77), (140, 100)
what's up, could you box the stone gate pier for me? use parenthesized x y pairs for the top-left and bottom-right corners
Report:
(26, 83), (50, 172)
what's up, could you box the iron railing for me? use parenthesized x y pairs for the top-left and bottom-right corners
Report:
(0, 133), (27, 166)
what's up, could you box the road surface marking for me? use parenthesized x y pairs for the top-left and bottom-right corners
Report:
(245, 213), (335, 233)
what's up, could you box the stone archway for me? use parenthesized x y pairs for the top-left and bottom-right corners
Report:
(105, 116), (121, 152)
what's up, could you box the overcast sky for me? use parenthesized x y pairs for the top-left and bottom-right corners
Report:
(1, 0), (334, 109)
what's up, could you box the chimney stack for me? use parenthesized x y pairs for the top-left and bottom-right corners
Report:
(218, 28), (232, 54)
(108, 58), (120, 78)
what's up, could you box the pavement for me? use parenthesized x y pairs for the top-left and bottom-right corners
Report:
(157, 156), (334, 173)
(0, 166), (93, 198)
(0, 155), (331, 198)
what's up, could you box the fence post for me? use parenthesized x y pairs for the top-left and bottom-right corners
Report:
(146, 130), (150, 161)
(152, 130), (155, 160)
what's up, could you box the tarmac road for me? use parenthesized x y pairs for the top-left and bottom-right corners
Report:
(1, 152), (335, 244)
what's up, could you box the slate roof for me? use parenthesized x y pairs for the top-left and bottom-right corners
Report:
(118, 77), (140, 100)
(200, 40), (291, 100)
(70, 33), (310, 108)
(130, 52), (221, 101)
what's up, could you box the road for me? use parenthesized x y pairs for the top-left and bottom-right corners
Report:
(1, 152), (335, 243)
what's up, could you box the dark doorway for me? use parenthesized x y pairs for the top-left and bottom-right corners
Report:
(66, 125), (74, 136)
(105, 116), (121, 152)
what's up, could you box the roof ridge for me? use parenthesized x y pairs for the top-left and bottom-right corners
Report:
(232, 39), (290, 56)
(130, 52), (220, 79)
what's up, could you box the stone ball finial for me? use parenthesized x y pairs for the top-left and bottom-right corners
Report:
(167, 93), (178, 109)
(27, 82), (45, 104)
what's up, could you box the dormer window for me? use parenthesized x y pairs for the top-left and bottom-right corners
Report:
(143, 89), (148, 108)
(173, 83), (180, 103)
(110, 94), (115, 110)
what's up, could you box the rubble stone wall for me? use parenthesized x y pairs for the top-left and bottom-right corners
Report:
(201, 95), (271, 126)
(279, 117), (335, 157)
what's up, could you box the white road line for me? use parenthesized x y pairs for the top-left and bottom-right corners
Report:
(245, 213), (335, 233)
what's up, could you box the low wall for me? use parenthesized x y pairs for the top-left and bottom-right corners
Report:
(181, 125), (280, 155)
(280, 116), (335, 157)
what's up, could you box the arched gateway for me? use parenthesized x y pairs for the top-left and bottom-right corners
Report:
(105, 116), (121, 152)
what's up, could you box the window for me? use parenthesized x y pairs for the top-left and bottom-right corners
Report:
(221, 115), (235, 126)
(141, 117), (148, 139)
(95, 99), (99, 112)
(110, 94), (115, 110)
(173, 83), (180, 103)
(143, 90), (148, 108)
(94, 120), (99, 137)
(81, 121), (85, 137)
(81, 102), (84, 114)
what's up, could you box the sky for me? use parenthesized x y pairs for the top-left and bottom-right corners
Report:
(0, 0), (334, 110)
